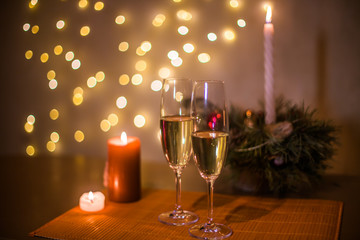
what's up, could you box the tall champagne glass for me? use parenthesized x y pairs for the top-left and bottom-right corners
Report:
(158, 77), (199, 226)
(189, 80), (232, 239)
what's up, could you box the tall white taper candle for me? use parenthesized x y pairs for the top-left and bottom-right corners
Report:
(264, 6), (275, 124)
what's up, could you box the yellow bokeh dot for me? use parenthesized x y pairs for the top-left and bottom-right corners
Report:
(131, 74), (143, 85)
(183, 43), (195, 53)
(80, 26), (90, 36)
(159, 67), (171, 78)
(152, 14), (166, 27)
(173, 0), (182, 2)
(178, 26), (189, 35)
(65, 51), (74, 61)
(50, 132), (60, 143)
(49, 109), (59, 120)
(115, 15), (125, 25)
(31, 25), (39, 34)
(72, 59), (81, 70)
(177, 10), (192, 21)
(24, 122), (34, 133)
(151, 80), (162, 92)
(74, 87), (84, 95)
(94, 1), (104, 11)
(25, 50), (33, 60)
(73, 93), (83, 105)
(74, 130), (85, 142)
(175, 91), (184, 102)
(23, 23), (30, 31)
(136, 47), (146, 56)
(27, 115), (36, 124)
(198, 53), (211, 63)
(116, 96), (127, 109)
(26, 145), (35, 156)
(229, 0), (239, 8)
(118, 42), (129, 52)
(79, 0), (88, 8)
(135, 60), (147, 72)
(47, 141), (56, 152)
(134, 115), (146, 128)
(100, 119), (111, 132)
(40, 53), (49, 63)
(140, 41), (152, 52)
(108, 113), (119, 126)
(56, 20), (65, 30)
(119, 74), (130, 85)
(54, 45), (63, 55)
(95, 71), (105, 82)
(49, 79), (58, 90)
(223, 29), (235, 41)
(47, 70), (56, 80)
(87, 77), (97, 88)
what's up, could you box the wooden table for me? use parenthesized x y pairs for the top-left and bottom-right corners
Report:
(0, 156), (359, 239)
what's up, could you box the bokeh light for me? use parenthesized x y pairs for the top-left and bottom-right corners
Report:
(40, 53), (49, 63)
(135, 60), (147, 72)
(74, 130), (85, 142)
(47, 141), (56, 152)
(119, 74), (130, 85)
(80, 26), (90, 36)
(73, 93), (84, 105)
(237, 19), (246, 27)
(131, 73), (143, 85)
(198, 53), (211, 63)
(26, 145), (35, 156)
(72, 59), (81, 70)
(152, 14), (166, 27)
(177, 10), (192, 21)
(108, 113), (119, 126)
(87, 77), (97, 88)
(27, 115), (35, 124)
(167, 50), (179, 60)
(134, 115), (146, 128)
(100, 119), (111, 132)
(116, 96), (127, 109)
(47, 70), (56, 80)
(140, 41), (152, 52)
(56, 20), (65, 30)
(65, 51), (74, 61)
(223, 29), (236, 41)
(24, 122), (34, 133)
(25, 50), (33, 60)
(175, 91), (184, 102)
(178, 26), (189, 35)
(151, 80), (162, 92)
(49, 79), (58, 90)
(54, 45), (63, 55)
(50, 132), (60, 143)
(207, 32), (217, 41)
(49, 109), (59, 120)
(79, 0), (88, 8)
(115, 15), (126, 25)
(118, 42), (129, 52)
(73, 87), (84, 95)
(171, 57), (183, 67)
(23, 23), (30, 31)
(95, 71), (105, 82)
(136, 47), (146, 56)
(94, 1), (104, 11)
(159, 67), (171, 78)
(31, 25), (39, 34)
(229, 0), (239, 8)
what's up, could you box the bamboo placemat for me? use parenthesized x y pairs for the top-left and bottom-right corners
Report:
(30, 189), (342, 240)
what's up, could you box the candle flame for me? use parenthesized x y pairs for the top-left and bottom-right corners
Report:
(88, 191), (94, 202)
(120, 131), (127, 145)
(266, 6), (272, 23)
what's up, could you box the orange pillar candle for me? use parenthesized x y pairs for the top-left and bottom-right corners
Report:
(107, 132), (141, 202)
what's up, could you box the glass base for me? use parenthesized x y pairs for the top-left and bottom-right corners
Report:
(158, 210), (199, 226)
(189, 222), (232, 239)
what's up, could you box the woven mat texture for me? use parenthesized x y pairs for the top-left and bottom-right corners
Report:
(31, 189), (342, 240)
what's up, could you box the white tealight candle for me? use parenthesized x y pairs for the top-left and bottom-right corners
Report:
(79, 191), (105, 212)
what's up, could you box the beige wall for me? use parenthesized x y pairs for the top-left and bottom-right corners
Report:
(1, 0), (360, 191)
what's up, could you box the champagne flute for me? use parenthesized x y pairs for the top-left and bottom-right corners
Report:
(158, 77), (199, 226)
(189, 80), (232, 239)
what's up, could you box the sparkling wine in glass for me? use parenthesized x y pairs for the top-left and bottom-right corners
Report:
(158, 77), (199, 226)
(189, 80), (232, 239)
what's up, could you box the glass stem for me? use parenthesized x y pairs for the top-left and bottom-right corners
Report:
(174, 169), (183, 212)
(207, 179), (215, 226)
